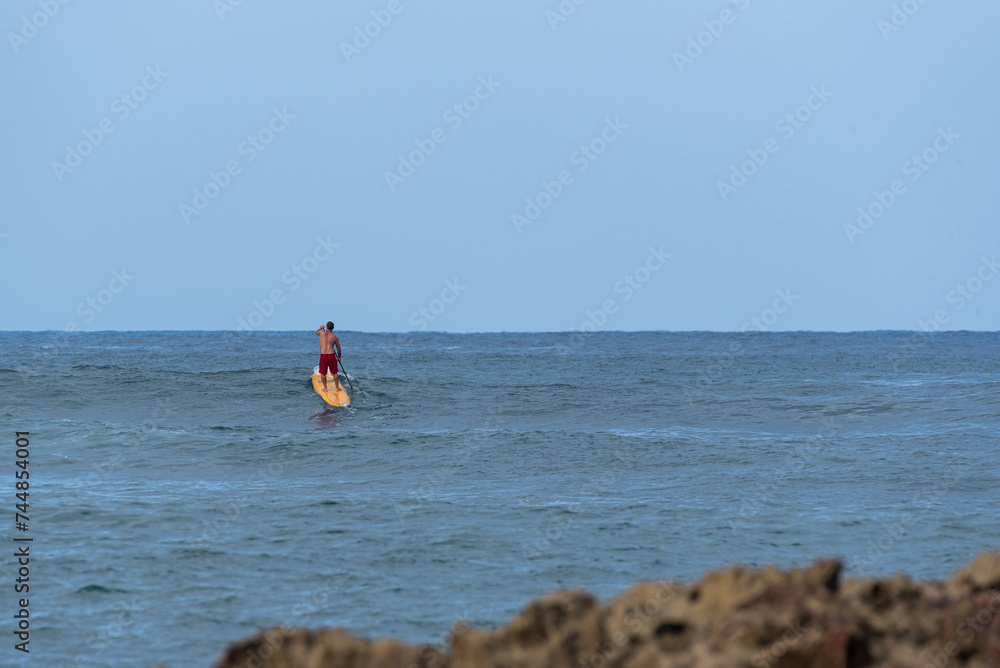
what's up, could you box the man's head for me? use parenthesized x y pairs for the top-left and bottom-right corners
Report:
(326, 321), (334, 331)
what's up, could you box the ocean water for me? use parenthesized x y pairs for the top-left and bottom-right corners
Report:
(0, 330), (998, 666)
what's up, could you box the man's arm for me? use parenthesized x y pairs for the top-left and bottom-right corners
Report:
(335, 337), (342, 358)
(317, 326), (324, 335)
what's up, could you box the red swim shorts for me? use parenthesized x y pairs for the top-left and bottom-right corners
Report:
(319, 354), (337, 376)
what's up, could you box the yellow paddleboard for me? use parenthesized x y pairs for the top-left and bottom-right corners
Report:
(311, 366), (351, 407)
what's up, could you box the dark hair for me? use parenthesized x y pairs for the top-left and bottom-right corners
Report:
(326, 321), (334, 331)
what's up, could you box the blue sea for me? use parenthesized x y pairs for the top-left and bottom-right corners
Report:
(1, 330), (998, 666)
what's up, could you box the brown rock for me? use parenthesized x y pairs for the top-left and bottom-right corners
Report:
(452, 590), (602, 668)
(948, 552), (1000, 592)
(205, 552), (1000, 668)
(214, 628), (445, 668)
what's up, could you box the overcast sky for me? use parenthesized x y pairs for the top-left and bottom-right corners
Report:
(2, 0), (998, 332)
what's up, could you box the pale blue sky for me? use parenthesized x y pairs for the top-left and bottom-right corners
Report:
(2, 0), (998, 332)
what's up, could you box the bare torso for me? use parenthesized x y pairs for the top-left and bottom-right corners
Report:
(318, 330), (340, 355)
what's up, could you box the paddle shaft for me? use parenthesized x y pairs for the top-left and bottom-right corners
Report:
(337, 353), (355, 394)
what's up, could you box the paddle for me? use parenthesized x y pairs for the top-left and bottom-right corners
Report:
(337, 353), (355, 394)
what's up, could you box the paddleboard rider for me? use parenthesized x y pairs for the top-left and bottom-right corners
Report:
(316, 321), (342, 393)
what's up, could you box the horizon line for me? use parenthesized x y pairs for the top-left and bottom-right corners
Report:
(2, 329), (997, 335)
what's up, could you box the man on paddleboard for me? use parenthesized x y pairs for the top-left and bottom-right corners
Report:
(316, 321), (342, 393)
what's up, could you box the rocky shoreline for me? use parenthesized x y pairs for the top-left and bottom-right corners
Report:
(210, 553), (1000, 668)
